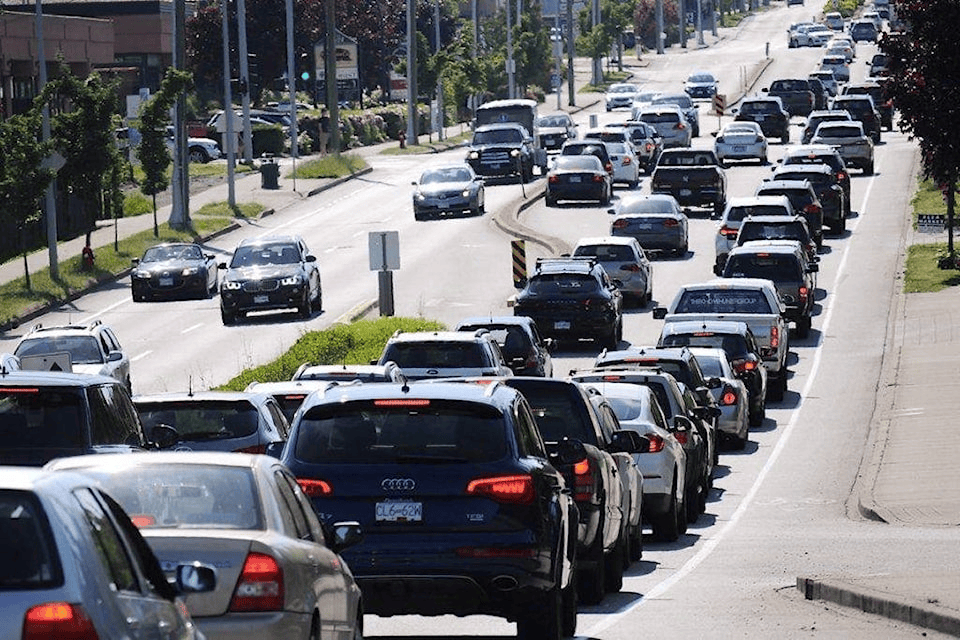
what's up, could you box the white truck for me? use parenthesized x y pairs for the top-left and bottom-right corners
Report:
(653, 279), (789, 400)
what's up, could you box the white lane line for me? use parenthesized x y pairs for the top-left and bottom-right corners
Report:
(180, 323), (203, 334)
(81, 297), (129, 323)
(131, 351), (153, 363)
(581, 174), (875, 637)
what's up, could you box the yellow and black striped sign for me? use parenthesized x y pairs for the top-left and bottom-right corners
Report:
(511, 240), (527, 288)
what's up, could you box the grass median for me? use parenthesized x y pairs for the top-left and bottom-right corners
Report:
(903, 179), (960, 293)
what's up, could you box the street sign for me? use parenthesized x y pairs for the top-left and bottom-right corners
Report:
(917, 213), (947, 233)
(550, 74), (562, 88)
(369, 231), (400, 271)
(713, 93), (726, 116)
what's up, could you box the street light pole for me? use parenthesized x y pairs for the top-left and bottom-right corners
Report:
(237, 0), (253, 164)
(35, 0), (58, 279)
(221, 0), (236, 207)
(406, 0), (417, 144)
(434, 0), (443, 141)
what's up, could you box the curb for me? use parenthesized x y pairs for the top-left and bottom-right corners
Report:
(333, 298), (378, 325)
(306, 166), (373, 197)
(797, 577), (960, 637)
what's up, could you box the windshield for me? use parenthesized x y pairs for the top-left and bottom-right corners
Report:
(574, 244), (635, 262)
(538, 115), (570, 128)
(382, 342), (486, 369)
(739, 222), (807, 244)
(674, 289), (773, 314)
(527, 273), (600, 295)
(554, 156), (602, 172)
(661, 333), (750, 360)
(136, 400), (259, 440)
(0, 387), (86, 448)
(15, 336), (103, 364)
(740, 101), (779, 115)
(420, 167), (473, 184)
(295, 400), (506, 464)
(142, 245), (202, 262)
(230, 243), (300, 267)
(473, 128), (523, 144)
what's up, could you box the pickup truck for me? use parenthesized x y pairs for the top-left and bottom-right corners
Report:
(503, 377), (647, 605)
(652, 278), (789, 400)
(650, 148), (727, 217)
(765, 79), (816, 117)
(466, 123), (538, 182)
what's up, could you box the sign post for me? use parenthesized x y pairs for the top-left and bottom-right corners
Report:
(713, 93), (726, 130)
(369, 231), (400, 316)
(511, 240), (527, 288)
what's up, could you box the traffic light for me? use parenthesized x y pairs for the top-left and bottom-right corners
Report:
(247, 53), (260, 96)
(297, 52), (310, 91)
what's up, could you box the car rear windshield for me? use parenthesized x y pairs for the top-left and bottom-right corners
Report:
(674, 289), (773, 314)
(0, 490), (62, 590)
(0, 387), (86, 448)
(294, 400), (507, 464)
(724, 254), (802, 281)
(527, 274), (600, 295)
(740, 101), (780, 115)
(15, 336), (103, 365)
(640, 113), (680, 124)
(89, 465), (262, 530)
(727, 205), (790, 222)
(383, 342), (487, 369)
(136, 400), (260, 440)
(661, 333), (751, 360)
(739, 222), (807, 244)
(573, 245), (635, 262)
(458, 326), (530, 358)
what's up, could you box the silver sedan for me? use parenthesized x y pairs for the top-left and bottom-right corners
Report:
(609, 193), (689, 257)
(412, 164), (485, 220)
(48, 452), (365, 640)
(688, 347), (752, 447)
(714, 121), (768, 166)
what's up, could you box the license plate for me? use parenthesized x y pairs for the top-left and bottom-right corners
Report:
(679, 188), (692, 196)
(545, 137), (555, 145)
(254, 295), (269, 304)
(159, 277), (173, 287)
(755, 115), (766, 121)
(569, 176), (581, 183)
(733, 145), (745, 152)
(636, 223), (653, 230)
(376, 500), (422, 522)
(554, 320), (571, 330)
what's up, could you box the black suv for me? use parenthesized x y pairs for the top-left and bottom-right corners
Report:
(272, 380), (582, 640)
(218, 235), (322, 325)
(0, 370), (160, 466)
(735, 96), (791, 143)
(755, 179), (824, 248)
(842, 82), (894, 131)
(467, 123), (537, 182)
(771, 163), (847, 234)
(779, 145), (851, 212)
(830, 95), (881, 143)
(514, 257), (623, 348)
(455, 315), (554, 377)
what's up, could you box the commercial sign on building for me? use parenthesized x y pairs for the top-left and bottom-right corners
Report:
(315, 30), (359, 81)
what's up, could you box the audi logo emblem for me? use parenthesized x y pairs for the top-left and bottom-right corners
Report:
(381, 478), (416, 491)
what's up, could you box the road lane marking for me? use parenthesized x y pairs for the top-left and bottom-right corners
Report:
(581, 166), (874, 638)
(81, 297), (129, 323)
(131, 351), (153, 363)
(180, 323), (203, 334)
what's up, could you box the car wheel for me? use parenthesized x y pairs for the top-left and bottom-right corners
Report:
(561, 571), (578, 638)
(797, 316), (812, 339)
(132, 291), (143, 303)
(629, 179), (639, 189)
(713, 200), (725, 218)
(864, 162), (874, 175)
(577, 533), (606, 606)
(221, 307), (236, 326)
(781, 131), (790, 144)
(603, 321), (620, 350)
(600, 185), (611, 206)
(749, 397), (765, 427)
(299, 292), (312, 319)
(603, 535), (626, 594)
(699, 476), (709, 514)
(768, 374), (786, 401)
(516, 585), (562, 640)
(188, 147), (210, 163)
(652, 477), (681, 542)
(545, 194), (556, 207)
(733, 430), (748, 450)
(676, 240), (688, 258)
(414, 209), (425, 221)
(685, 477), (700, 524)
(629, 519), (643, 562)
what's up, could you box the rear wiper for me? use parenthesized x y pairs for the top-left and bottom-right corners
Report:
(393, 454), (468, 464)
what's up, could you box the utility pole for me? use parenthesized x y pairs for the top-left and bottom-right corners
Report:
(697, 0), (704, 46)
(566, 0), (575, 106)
(405, 0), (418, 144)
(237, 0), (253, 164)
(35, 0), (58, 279)
(434, 0), (443, 141)
(221, 0), (236, 207)
(285, 0), (298, 159)
(592, 0), (601, 85)
(325, 0), (340, 154)
(679, 0), (687, 49)
(506, 0), (515, 99)
(656, 0), (664, 54)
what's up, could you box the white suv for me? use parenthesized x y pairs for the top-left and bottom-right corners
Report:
(14, 320), (131, 391)
(377, 330), (513, 381)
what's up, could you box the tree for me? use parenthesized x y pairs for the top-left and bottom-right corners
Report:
(139, 70), (195, 236)
(0, 112), (54, 289)
(635, 0), (683, 50)
(881, 1), (960, 257)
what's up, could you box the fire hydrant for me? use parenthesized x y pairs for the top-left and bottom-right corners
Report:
(398, 132), (406, 149)
(81, 245), (95, 271)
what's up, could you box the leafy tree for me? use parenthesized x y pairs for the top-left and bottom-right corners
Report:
(139, 69), (195, 235)
(0, 112), (53, 288)
(514, 1), (552, 94)
(881, 1), (960, 256)
(635, 0), (683, 50)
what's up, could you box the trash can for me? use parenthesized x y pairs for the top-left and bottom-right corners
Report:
(260, 156), (279, 189)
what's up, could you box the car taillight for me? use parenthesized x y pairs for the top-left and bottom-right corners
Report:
(548, 175), (559, 183)
(803, 203), (821, 216)
(236, 444), (266, 454)
(605, 162), (613, 173)
(645, 142), (654, 152)
(297, 478), (333, 497)
(621, 156), (633, 165)
(646, 434), (665, 453)
(663, 219), (680, 228)
(720, 226), (738, 238)
(23, 603), (99, 640)
(770, 326), (780, 349)
(720, 385), (738, 406)
(799, 286), (809, 302)
(230, 552), (284, 612)
(620, 263), (641, 272)
(593, 174), (605, 182)
(573, 458), (597, 502)
(673, 431), (689, 445)
(612, 219), (628, 229)
(675, 122), (686, 130)
(731, 357), (758, 373)
(466, 475), (535, 504)
(837, 171), (847, 182)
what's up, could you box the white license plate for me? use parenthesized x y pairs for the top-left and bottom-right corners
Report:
(254, 295), (269, 304)
(438, 202), (449, 208)
(569, 176), (581, 183)
(733, 145), (746, 152)
(755, 115), (766, 121)
(554, 320), (571, 330)
(636, 223), (653, 230)
(376, 500), (422, 522)
(159, 277), (173, 287)
(679, 188), (692, 196)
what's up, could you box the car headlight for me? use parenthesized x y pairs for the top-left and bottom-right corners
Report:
(133, 270), (150, 279)
(468, 151), (479, 160)
(281, 275), (303, 286)
(462, 189), (471, 198)
(222, 280), (242, 290)
(417, 193), (426, 201)
(181, 267), (198, 276)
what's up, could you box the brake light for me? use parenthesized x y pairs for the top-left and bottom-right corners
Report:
(645, 142), (653, 152)
(129, 515), (156, 528)
(23, 603), (99, 640)
(573, 458), (596, 502)
(612, 219), (628, 229)
(374, 399), (431, 407)
(593, 174), (605, 182)
(663, 218), (680, 228)
(1, 387), (40, 394)
(549, 175), (559, 183)
(646, 434), (665, 453)
(799, 286), (809, 302)
(770, 326), (780, 349)
(297, 478), (333, 497)
(456, 546), (537, 558)
(466, 475), (535, 504)
(837, 171), (847, 182)
(673, 431), (689, 444)
(674, 122), (686, 130)
(720, 226), (739, 239)
(731, 357), (758, 373)
(236, 444), (267, 454)
(282, 394), (306, 402)
(620, 263), (641, 272)
(720, 385), (738, 406)
(605, 162), (613, 173)
(803, 203), (821, 215)
(230, 552), (284, 612)
(621, 156), (633, 165)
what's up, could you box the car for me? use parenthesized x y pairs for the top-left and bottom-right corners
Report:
(811, 121), (875, 175)
(0, 352), (19, 371)
(684, 71), (718, 99)
(849, 19), (879, 42)
(572, 236), (654, 306)
(610, 193), (689, 257)
(454, 315), (554, 377)
(604, 120), (663, 172)
(603, 140), (641, 188)
(825, 40), (855, 63)
(574, 381), (688, 541)
(734, 96), (791, 144)
(293, 361), (408, 384)
(818, 54), (850, 83)
(801, 109), (852, 144)
(809, 70), (840, 97)
(656, 320), (768, 422)
(165, 125), (222, 163)
(274, 380), (581, 639)
(133, 390), (291, 454)
(736, 214), (819, 264)
(649, 148), (727, 216)
(375, 329), (514, 380)
(842, 81), (894, 131)
(14, 320), (132, 391)
(770, 162), (848, 233)
(466, 122), (538, 182)
(558, 139), (613, 175)
(605, 82), (641, 111)
(824, 11), (845, 30)
(502, 377), (647, 602)
(218, 235), (322, 325)
(779, 144), (852, 211)
(243, 379), (344, 423)
(545, 155), (613, 205)
(47, 452), (364, 640)
(714, 195), (796, 274)
(635, 104), (692, 148)
(714, 121), (768, 165)
(804, 76), (831, 111)
(206, 109), (291, 132)
(130, 242), (219, 301)
(830, 94), (882, 143)
(537, 112), (579, 150)
(687, 346), (753, 442)
(514, 257), (624, 348)
(651, 92), (700, 137)
(0, 370), (159, 466)
(411, 164), (485, 220)
(862, 10), (883, 30)
(0, 467), (215, 639)
(722, 240), (819, 338)
(754, 179), (825, 249)
(629, 90), (663, 118)
(868, 52), (889, 77)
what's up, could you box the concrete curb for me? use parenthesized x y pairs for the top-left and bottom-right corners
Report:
(797, 577), (960, 636)
(306, 166), (373, 198)
(333, 298), (379, 325)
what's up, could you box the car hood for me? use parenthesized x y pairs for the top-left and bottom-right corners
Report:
(417, 181), (473, 195)
(137, 259), (205, 272)
(224, 265), (303, 281)
(539, 126), (570, 135)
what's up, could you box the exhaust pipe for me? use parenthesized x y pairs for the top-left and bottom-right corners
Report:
(491, 575), (519, 591)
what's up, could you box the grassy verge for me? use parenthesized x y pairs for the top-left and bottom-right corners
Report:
(579, 70), (633, 93)
(904, 243), (960, 293)
(909, 179), (947, 228)
(193, 201), (264, 219)
(0, 211), (245, 328)
(130, 161), (255, 185)
(289, 153), (368, 179)
(380, 131), (472, 156)
(218, 317), (445, 391)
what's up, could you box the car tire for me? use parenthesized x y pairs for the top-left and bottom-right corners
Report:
(629, 179), (639, 189)
(733, 430), (748, 450)
(578, 530), (606, 606)
(545, 194), (556, 207)
(188, 147), (210, 163)
(797, 316), (812, 339)
(629, 519), (643, 562)
(516, 586), (563, 640)
(685, 478), (700, 524)
(603, 535), (626, 594)
(299, 292), (312, 319)
(221, 307), (236, 326)
(714, 200), (725, 218)
(600, 186), (611, 206)
(132, 291), (143, 303)
(864, 162), (874, 175)
(749, 397), (765, 427)
(561, 574), (578, 638)
(414, 209), (426, 221)
(676, 240), (688, 258)
(781, 131), (790, 144)
(769, 374), (787, 401)
(652, 478), (681, 542)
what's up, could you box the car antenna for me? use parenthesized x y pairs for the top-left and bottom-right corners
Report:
(188, 375), (194, 397)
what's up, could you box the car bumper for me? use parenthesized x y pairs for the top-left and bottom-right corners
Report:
(547, 182), (606, 202)
(612, 229), (685, 252)
(414, 195), (475, 215)
(220, 285), (306, 313)
(132, 274), (208, 299)
(516, 310), (617, 340)
(715, 142), (765, 160)
(196, 611), (312, 640)
(652, 186), (722, 208)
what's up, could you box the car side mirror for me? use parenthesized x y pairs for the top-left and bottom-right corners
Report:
(607, 208), (616, 215)
(305, 255), (317, 263)
(173, 562), (217, 594)
(329, 521), (364, 554)
(610, 429), (647, 454)
(131, 258), (140, 266)
(107, 351), (123, 362)
(206, 254), (216, 260)
(808, 264), (819, 273)
(673, 415), (693, 432)
(218, 262), (228, 269)
(544, 338), (556, 352)
(553, 437), (588, 466)
(411, 180), (418, 186)
(652, 307), (667, 320)
(264, 441), (285, 458)
(705, 377), (722, 389)
(148, 424), (179, 450)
